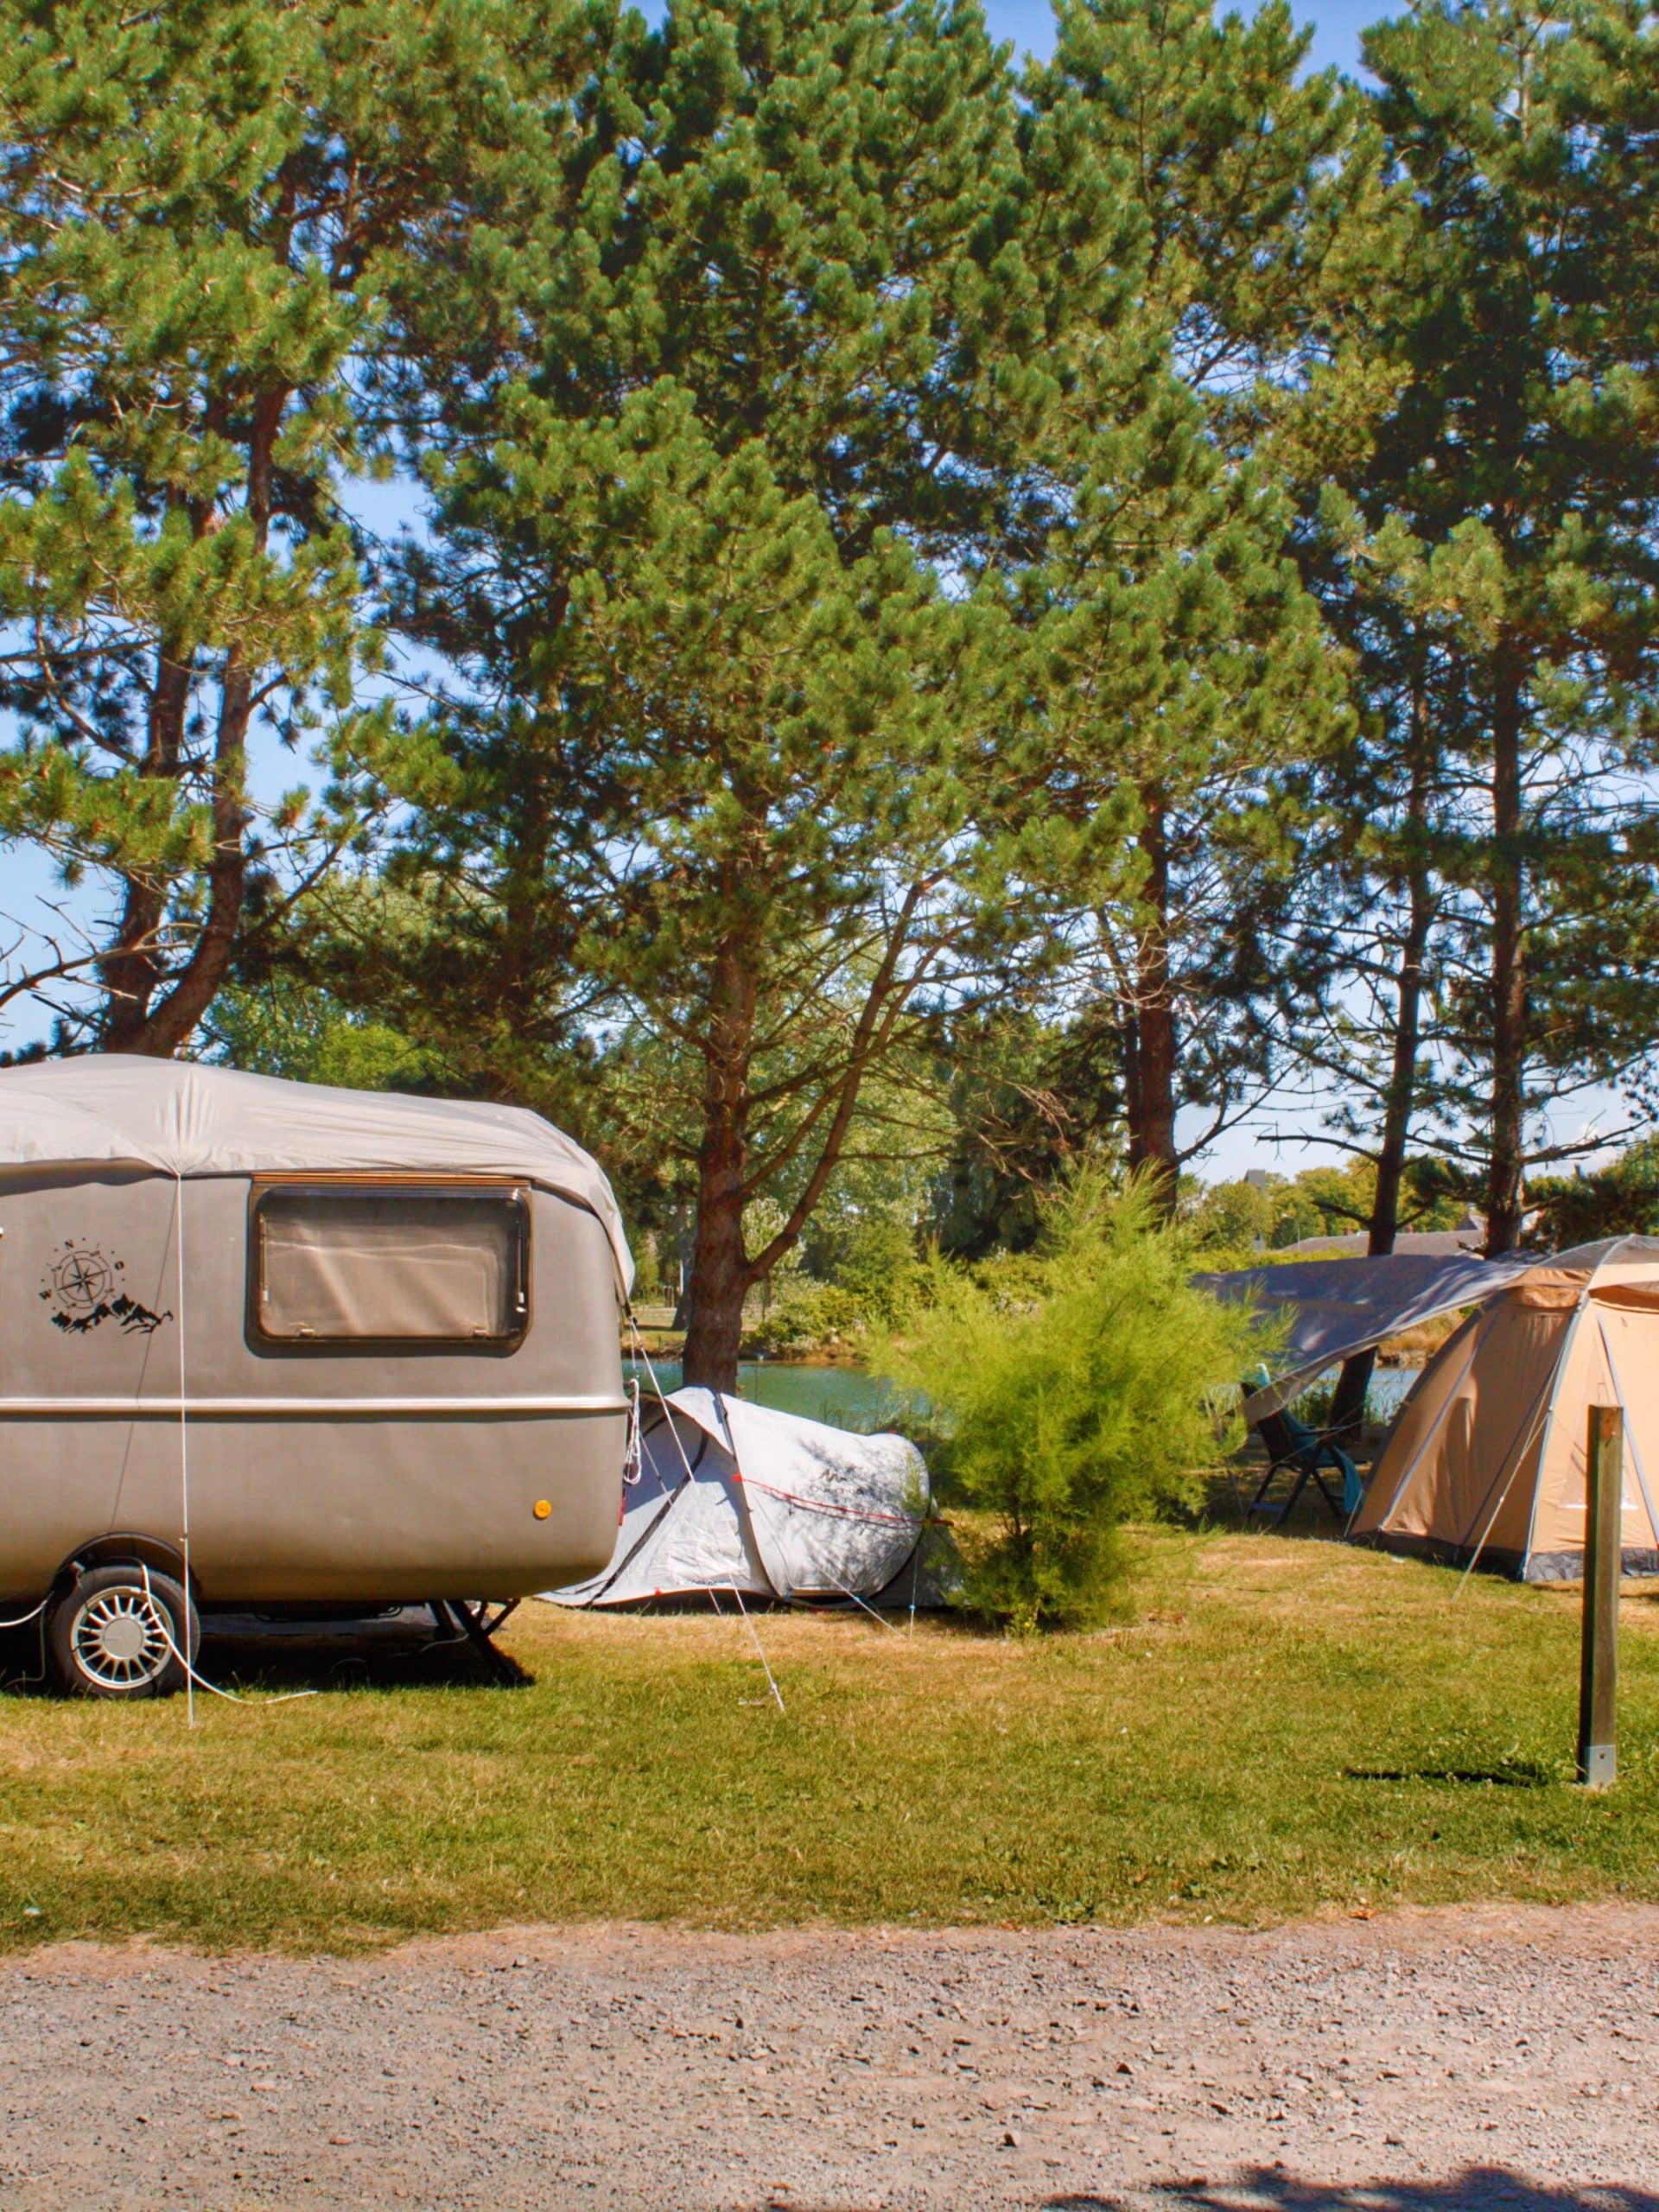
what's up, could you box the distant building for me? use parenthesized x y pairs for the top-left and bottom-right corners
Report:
(1278, 1211), (1486, 1260)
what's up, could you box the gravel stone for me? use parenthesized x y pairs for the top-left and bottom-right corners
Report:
(2, 1906), (1658, 2207)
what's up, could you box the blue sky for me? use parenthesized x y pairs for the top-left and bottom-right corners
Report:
(987, 0), (1377, 73)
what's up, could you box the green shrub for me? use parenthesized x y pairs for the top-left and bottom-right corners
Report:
(744, 1278), (863, 1357)
(743, 1215), (921, 1356)
(874, 1171), (1270, 1631)
(827, 1215), (922, 1327)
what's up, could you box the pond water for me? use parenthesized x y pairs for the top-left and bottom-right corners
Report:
(1364, 1365), (1421, 1421)
(625, 1357), (1427, 1433)
(1288, 1363), (1422, 1424)
(624, 1357), (901, 1429)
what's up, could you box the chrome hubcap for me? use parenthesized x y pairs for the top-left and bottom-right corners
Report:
(71, 1587), (172, 1689)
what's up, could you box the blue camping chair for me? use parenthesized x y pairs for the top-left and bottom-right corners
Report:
(1243, 1383), (1363, 1524)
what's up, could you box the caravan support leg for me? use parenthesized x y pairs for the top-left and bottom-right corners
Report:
(435, 1598), (528, 1687)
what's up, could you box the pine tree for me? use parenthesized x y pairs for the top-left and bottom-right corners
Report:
(368, 0), (1053, 1389)
(0, 0), (575, 1053)
(1318, 0), (1659, 1255)
(1017, 0), (1384, 1196)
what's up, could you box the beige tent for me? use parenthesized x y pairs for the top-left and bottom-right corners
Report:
(1352, 1236), (1659, 1581)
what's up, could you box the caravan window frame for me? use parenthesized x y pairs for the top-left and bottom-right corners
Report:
(246, 1176), (532, 1354)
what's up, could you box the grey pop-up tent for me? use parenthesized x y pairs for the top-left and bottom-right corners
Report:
(544, 1388), (932, 1607)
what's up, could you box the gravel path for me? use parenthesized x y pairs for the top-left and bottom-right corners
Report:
(2, 1908), (1657, 2209)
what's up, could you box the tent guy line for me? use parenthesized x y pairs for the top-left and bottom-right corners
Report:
(707, 1387), (790, 1714)
(624, 1309), (787, 1714)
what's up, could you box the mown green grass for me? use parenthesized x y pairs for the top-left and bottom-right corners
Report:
(3, 1528), (1659, 1952)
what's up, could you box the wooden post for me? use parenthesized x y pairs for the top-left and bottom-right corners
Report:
(1577, 1404), (1622, 1789)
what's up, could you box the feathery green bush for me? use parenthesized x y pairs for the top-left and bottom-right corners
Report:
(877, 1173), (1269, 1630)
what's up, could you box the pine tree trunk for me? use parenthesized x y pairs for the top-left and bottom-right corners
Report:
(117, 658), (252, 1056)
(1331, 696), (1436, 1445)
(1369, 855), (1433, 1258)
(1484, 659), (1527, 1255)
(99, 643), (191, 1048)
(1125, 784), (1179, 1209)
(99, 409), (277, 1059)
(100, 887), (169, 1049)
(681, 1158), (750, 1393)
(681, 941), (757, 1394)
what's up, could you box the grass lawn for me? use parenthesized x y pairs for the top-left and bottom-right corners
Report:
(4, 1527), (1659, 1953)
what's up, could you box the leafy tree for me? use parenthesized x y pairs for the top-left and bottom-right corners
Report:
(820, 1214), (921, 1329)
(201, 969), (431, 1093)
(1183, 1173), (1276, 1257)
(793, 1067), (956, 1279)
(1183, 1157), (1466, 1274)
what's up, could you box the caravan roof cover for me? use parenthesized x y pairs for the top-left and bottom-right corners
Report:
(547, 1388), (929, 1605)
(0, 1055), (631, 1289)
(1352, 1236), (1659, 1580)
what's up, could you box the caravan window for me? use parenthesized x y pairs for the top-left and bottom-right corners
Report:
(251, 1185), (530, 1347)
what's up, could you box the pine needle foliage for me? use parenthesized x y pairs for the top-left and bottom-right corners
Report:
(877, 1171), (1267, 1631)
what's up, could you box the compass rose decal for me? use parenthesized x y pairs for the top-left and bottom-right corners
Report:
(39, 1241), (173, 1337)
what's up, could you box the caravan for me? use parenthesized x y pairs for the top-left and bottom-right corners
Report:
(0, 1057), (632, 1695)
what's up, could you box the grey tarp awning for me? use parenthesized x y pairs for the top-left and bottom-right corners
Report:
(1195, 1250), (1542, 1420)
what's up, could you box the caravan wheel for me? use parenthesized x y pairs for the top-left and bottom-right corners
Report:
(47, 1566), (196, 1700)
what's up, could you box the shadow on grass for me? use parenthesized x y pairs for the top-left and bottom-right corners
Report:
(1045, 2170), (1659, 2210)
(0, 1612), (531, 1698)
(207, 1611), (534, 1693)
(1343, 1762), (1556, 1789)
(1198, 1465), (1363, 1544)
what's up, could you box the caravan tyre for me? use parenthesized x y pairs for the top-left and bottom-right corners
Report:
(46, 1566), (196, 1700)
